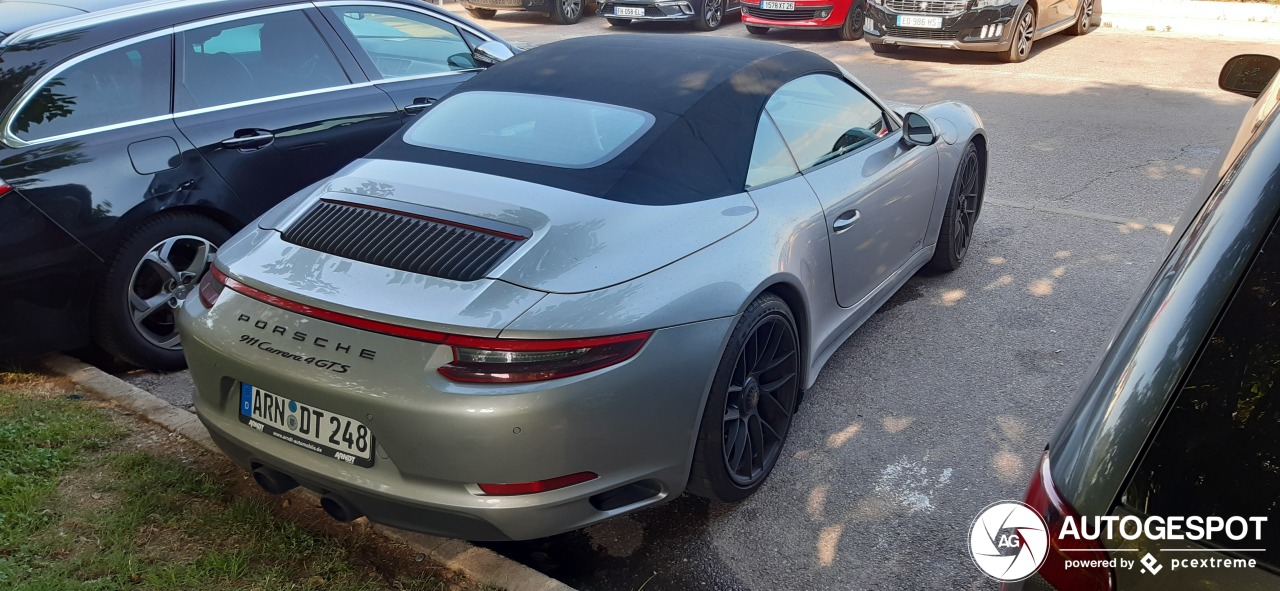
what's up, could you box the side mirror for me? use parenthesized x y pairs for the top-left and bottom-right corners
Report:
(473, 41), (514, 67)
(902, 112), (938, 147)
(1219, 54), (1280, 99)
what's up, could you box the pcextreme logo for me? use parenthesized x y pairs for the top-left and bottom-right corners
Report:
(968, 501), (1269, 583)
(968, 501), (1048, 582)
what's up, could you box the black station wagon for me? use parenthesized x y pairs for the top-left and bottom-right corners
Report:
(0, 0), (512, 369)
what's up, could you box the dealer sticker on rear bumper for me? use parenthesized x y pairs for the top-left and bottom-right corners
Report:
(238, 383), (374, 468)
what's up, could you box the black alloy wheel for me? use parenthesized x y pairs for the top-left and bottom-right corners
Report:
(838, 3), (866, 40)
(1000, 5), (1035, 62)
(1067, 0), (1093, 35)
(688, 294), (801, 502)
(551, 0), (584, 24)
(926, 142), (984, 272)
(694, 0), (725, 30)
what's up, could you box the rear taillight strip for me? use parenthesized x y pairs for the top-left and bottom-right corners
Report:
(0, 182), (12, 197)
(210, 267), (652, 381)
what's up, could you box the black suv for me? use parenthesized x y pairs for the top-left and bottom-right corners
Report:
(0, 0), (511, 369)
(1005, 54), (1280, 590)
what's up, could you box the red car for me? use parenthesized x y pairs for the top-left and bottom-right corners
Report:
(741, 0), (867, 40)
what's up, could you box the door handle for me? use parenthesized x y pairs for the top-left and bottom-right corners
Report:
(832, 209), (861, 233)
(220, 129), (274, 151)
(404, 97), (436, 114)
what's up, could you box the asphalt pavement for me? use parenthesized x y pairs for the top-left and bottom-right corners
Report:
(112, 17), (1272, 591)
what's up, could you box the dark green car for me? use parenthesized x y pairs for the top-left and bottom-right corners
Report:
(1004, 54), (1280, 591)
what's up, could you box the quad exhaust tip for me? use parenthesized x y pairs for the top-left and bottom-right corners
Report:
(320, 494), (364, 522)
(251, 465), (298, 495)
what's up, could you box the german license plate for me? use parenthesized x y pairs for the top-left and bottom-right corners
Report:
(238, 383), (374, 467)
(897, 15), (942, 28)
(615, 5), (645, 15)
(762, 0), (795, 8)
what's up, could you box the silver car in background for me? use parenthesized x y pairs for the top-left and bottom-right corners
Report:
(178, 34), (987, 541)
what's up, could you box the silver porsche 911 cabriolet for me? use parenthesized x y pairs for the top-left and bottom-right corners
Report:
(178, 34), (986, 541)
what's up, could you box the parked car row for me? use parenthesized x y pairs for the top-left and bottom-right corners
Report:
(0, 0), (514, 369)
(461, 0), (1101, 63)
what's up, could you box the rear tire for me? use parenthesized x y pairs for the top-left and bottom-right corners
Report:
(1066, 0), (1093, 35)
(466, 7), (498, 18)
(550, 0), (584, 24)
(606, 17), (632, 25)
(94, 212), (229, 370)
(869, 41), (899, 53)
(838, 4), (865, 40)
(693, 0), (724, 30)
(926, 142), (984, 273)
(687, 294), (801, 502)
(745, 24), (769, 35)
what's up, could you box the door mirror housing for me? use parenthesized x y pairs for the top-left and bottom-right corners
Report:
(901, 112), (938, 147)
(1219, 54), (1280, 99)
(473, 41), (515, 67)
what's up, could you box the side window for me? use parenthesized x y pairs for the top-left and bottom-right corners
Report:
(746, 114), (799, 190)
(13, 36), (171, 141)
(765, 74), (888, 171)
(1122, 226), (1280, 569)
(177, 10), (349, 111)
(327, 7), (479, 79)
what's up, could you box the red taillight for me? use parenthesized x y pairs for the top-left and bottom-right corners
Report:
(0, 182), (12, 197)
(213, 267), (651, 383)
(438, 331), (651, 384)
(198, 266), (228, 309)
(1009, 452), (1114, 591)
(477, 472), (597, 496)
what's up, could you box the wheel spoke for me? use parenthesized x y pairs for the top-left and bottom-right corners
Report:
(747, 415), (765, 475)
(756, 322), (783, 372)
(759, 349), (796, 376)
(724, 407), (741, 423)
(759, 414), (782, 444)
(130, 291), (170, 325)
(728, 420), (749, 475)
(142, 248), (181, 284)
(759, 371), (797, 397)
(759, 387), (792, 420)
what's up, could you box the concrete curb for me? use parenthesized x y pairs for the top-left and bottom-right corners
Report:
(41, 353), (575, 591)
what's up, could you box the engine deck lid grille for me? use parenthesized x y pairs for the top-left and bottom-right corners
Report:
(281, 198), (527, 282)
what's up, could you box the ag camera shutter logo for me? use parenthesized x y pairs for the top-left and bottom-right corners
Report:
(969, 501), (1049, 582)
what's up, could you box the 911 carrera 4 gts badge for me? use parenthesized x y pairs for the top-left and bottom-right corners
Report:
(238, 335), (352, 373)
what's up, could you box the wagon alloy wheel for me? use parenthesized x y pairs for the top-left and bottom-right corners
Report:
(950, 149), (981, 260)
(95, 213), (230, 370)
(695, 0), (724, 30)
(128, 235), (217, 350)
(688, 294), (801, 502)
(721, 315), (798, 485)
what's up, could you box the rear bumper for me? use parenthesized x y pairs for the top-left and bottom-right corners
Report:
(864, 3), (1018, 51)
(597, 0), (698, 21)
(180, 288), (733, 540)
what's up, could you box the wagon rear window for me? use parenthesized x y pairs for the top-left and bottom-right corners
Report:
(401, 91), (654, 169)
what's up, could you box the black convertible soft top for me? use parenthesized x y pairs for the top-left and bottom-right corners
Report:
(369, 35), (842, 205)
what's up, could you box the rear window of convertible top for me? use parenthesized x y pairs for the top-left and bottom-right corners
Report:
(401, 91), (655, 169)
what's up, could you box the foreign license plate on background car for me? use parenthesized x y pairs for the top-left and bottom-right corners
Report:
(615, 6), (645, 16)
(238, 383), (374, 467)
(897, 15), (942, 28)
(762, 1), (795, 9)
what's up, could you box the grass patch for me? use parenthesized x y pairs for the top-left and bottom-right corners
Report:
(0, 382), (491, 591)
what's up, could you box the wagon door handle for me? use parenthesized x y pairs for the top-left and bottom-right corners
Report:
(404, 97), (436, 114)
(220, 129), (275, 151)
(832, 209), (861, 233)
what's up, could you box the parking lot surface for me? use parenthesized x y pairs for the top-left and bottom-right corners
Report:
(117, 15), (1267, 590)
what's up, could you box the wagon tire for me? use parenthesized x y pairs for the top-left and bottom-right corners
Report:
(93, 212), (229, 370)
